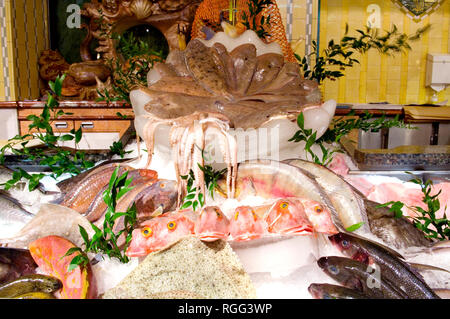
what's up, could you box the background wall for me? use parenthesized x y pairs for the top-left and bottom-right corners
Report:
(0, 0), (448, 104)
(279, 0), (450, 105)
(0, 0), (49, 101)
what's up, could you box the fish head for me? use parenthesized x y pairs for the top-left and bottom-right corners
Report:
(298, 199), (339, 235)
(264, 199), (314, 235)
(194, 206), (230, 241)
(135, 180), (178, 222)
(308, 284), (334, 299)
(317, 256), (364, 291)
(126, 213), (195, 257)
(229, 206), (265, 241)
(328, 233), (364, 261)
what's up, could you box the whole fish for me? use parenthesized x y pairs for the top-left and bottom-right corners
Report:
(329, 233), (440, 299)
(60, 165), (135, 214)
(0, 191), (35, 238)
(84, 169), (160, 222)
(0, 204), (94, 250)
(308, 283), (369, 299)
(363, 199), (433, 249)
(283, 159), (369, 234)
(0, 247), (37, 285)
(56, 159), (132, 194)
(317, 256), (408, 299)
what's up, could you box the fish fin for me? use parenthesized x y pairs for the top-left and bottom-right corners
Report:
(408, 262), (450, 274)
(382, 277), (410, 299)
(151, 206), (164, 217)
(0, 190), (34, 217)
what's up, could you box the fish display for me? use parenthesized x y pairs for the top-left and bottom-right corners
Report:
(317, 256), (409, 299)
(329, 232), (440, 299)
(126, 198), (338, 257)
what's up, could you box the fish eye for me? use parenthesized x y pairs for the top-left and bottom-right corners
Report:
(328, 265), (339, 275)
(280, 202), (289, 209)
(314, 205), (323, 213)
(167, 221), (177, 231)
(214, 208), (222, 219)
(160, 183), (166, 188)
(141, 227), (153, 238)
(342, 240), (350, 248)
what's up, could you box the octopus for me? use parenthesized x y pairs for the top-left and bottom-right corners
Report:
(130, 34), (326, 208)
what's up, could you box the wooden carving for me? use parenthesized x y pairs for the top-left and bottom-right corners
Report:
(39, 0), (202, 100)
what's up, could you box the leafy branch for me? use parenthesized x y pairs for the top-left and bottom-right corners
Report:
(180, 161), (227, 212)
(289, 113), (342, 166)
(0, 75), (94, 191)
(241, 0), (273, 40)
(109, 141), (132, 159)
(377, 176), (449, 241)
(96, 30), (165, 104)
(297, 24), (430, 84)
(64, 166), (138, 271)
(318, 110), (416, 144)
(289, 111), (415, 166)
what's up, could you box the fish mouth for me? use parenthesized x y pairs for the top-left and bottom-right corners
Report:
(317, 256), (329, 269)
(196, 232), (229, 242)
(230, 233), (263, 242)
(308, 284), (321, 299)
(279, 225), (314, 235)
(126, 248), (150, 258)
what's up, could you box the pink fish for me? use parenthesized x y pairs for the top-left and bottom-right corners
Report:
(292, 198), (338, 235)
(264, 199), (314, 235)
(126, 212), (195, 257)
(228, 206), (266, 241)
(194, 206), (230, 241)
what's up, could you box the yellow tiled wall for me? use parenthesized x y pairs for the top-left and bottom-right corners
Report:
(0, 0), (49, 101)
(314, 0), (450, 104)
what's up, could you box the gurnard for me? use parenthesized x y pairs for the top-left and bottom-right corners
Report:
(126, 198), (338, 257)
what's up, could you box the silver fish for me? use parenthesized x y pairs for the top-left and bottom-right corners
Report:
(283, 159), (370, 235)
(0, 203), (94, 250)
(0, 165), (62, 210)
(0, 191), (34, 238)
